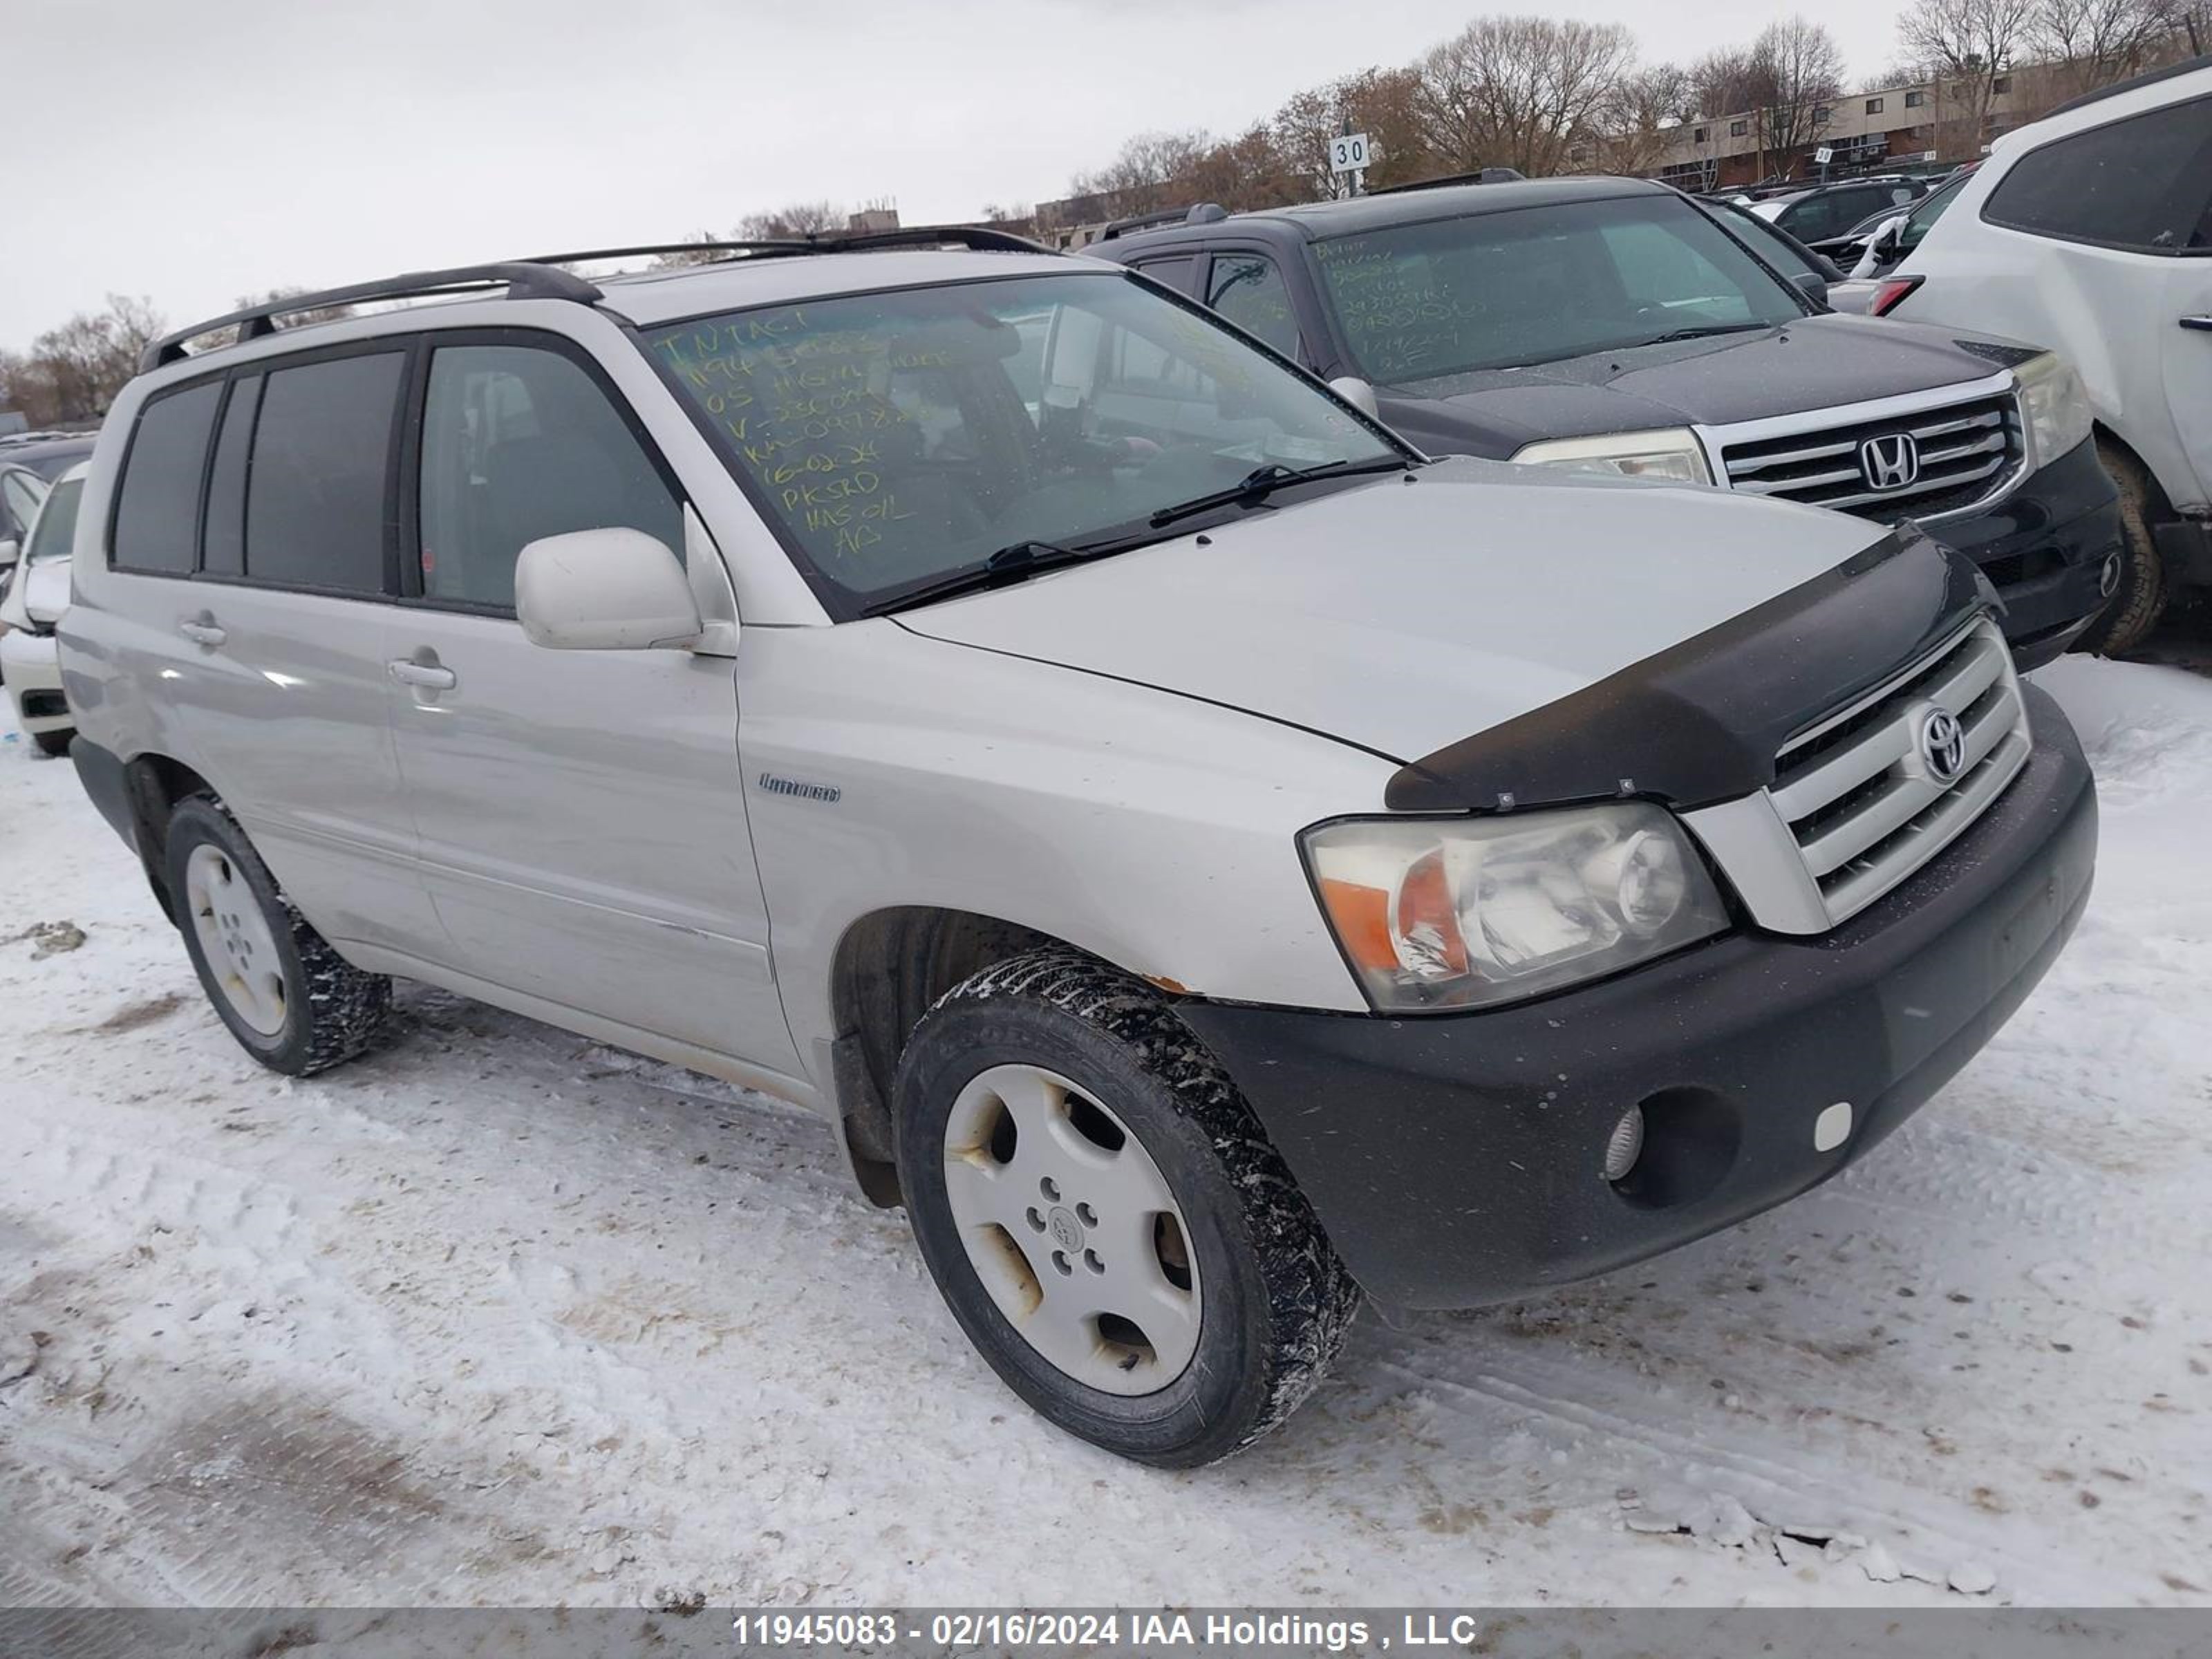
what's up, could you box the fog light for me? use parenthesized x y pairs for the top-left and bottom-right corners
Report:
(1602, 1105), (1645, 1183)
(2099, 552), (2121, 599)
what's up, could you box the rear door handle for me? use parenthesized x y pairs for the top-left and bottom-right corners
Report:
(178, 618), (227, 647)
(387, 658), (458, 691)
(2184, 315), (2212, 332)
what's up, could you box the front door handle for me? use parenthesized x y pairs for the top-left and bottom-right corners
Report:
(386, 658), (458, 691)
(178, 617), (227, 648)
(2183, 315), (2212, 332)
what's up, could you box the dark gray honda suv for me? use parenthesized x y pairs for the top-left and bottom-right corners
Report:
(1096, 175), (2123, 668)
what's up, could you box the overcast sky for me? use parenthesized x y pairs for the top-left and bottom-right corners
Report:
(6, 0), (1913, 350)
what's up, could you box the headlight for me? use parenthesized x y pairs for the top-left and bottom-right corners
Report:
(1512, 429), (1713, 485)
(2016, 351), (2092, 466)
(1302, 803), (1730, 1013)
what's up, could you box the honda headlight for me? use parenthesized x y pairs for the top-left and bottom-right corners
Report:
(1302, 803), (1730, 1012)
(2016, 351), (2092, 467)
(1512, 429), (1712, 485)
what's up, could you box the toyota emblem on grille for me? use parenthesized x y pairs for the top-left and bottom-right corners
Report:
(1859, 431), (1921, 491)
(1919, 707), (1967, 782)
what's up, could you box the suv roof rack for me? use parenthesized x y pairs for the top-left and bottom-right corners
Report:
(1097, 203), (1229, 241)
(527, 224), (1052, 266)
(140, 261), (605, 373)
(140, 226), (1058, 374)
(1367, 168), (1527, 196)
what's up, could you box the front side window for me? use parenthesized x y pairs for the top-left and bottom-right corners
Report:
(24, 476), (82, 565)
(2, 469), (44, 539)
(1314, 194), (1806, 387)
(418, 344), (684, 610)
(247, 353), (405, 592)
(645, 270), (1396, 614)
(113, 381), (221, 574)
(1983, 95), (2212, 254)
(1207, 254), (1303, 359)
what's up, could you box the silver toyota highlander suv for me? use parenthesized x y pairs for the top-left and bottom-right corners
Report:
(59, 228), (2097, 1466)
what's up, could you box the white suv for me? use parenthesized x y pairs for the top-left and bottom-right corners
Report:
(1879, 57), (2212, 652)
(59, 230), (2097, 1465)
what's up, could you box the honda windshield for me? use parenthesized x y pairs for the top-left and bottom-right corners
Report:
(1313, 193), (1810, 388)
(642, 270), (1403, 616)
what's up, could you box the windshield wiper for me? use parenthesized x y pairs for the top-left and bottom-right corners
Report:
(859, 538), (1128, 617)
(1145, 456), (1414, 531)
(1645, 323), (1776, 344)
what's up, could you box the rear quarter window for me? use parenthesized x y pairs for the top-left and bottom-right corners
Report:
(111, 381), (222, 574)
(1982, 94), (2212, 254)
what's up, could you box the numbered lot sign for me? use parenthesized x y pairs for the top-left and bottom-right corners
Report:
(1329, 133), (1371, 174)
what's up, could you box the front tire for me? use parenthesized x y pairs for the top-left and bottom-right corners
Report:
(2079, 438), (2168, 657)
(893, 949), (1358, 1467)
(164, 796), (392, 1076)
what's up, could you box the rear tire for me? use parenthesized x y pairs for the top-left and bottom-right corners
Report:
(2079, 438), (2167, 657)
(893, 948), (1358, 1467)
(32, 729), (71, 758)
(164, 796), (391, 1076)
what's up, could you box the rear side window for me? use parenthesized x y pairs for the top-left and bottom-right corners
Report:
(1983, 95), (2212, 254)
(416, 342), (683, 610)
(112, 382), (221, 574)
(1127, 255), (1198, 295)
(247, 353), (405, 592)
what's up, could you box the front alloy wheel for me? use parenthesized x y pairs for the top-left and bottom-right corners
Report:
(941, 1063), (1201, 1394)
(893, 948), (1359, 1467)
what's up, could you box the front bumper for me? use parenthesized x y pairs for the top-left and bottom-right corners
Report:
(0, 626), (71, 734)
(1929, 438), (2121, 670)
(1179, 684), (2096, 1309)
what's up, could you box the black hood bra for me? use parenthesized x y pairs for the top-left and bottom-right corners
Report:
(1387, 523), (1995, 814)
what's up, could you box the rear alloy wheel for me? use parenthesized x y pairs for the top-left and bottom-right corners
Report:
(165, 795), (392, 1076)
(894, 948), (1359, 1467)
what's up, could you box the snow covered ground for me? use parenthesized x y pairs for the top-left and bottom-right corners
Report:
(1, 658), (2207, 1611)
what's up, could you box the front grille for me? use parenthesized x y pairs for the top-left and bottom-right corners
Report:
(1720, 392), (2023, 520)
(1768, 618), (2030, 924)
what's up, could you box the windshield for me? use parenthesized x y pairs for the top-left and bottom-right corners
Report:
(25, 476), (82, 564)
(644, 270), (1398, 614)
(1313, 194), (1807, 387)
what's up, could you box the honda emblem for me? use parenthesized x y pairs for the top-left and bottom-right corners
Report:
(1858, 431), (1921, 491)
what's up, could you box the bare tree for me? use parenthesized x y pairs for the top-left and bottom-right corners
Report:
(1750, 19), (1847, 166)
(2030, 0), (2184, 97)
(1897, 0), (2038, 157)
(1273, 66), (1429, 196)
(649, 202), (854, 268)
(1412, 15), (1638, 177)
(1068, 131), (1217, 219)
(0, 294), (166, 424)
(1588, 62), (1694, 174)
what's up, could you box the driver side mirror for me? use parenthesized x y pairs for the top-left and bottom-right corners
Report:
(1791, 270), (1830, 308)
(1328, 376), (1380, 419)
(515, 528), (701, 652)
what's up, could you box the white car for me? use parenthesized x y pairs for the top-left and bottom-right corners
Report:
(1877, 57), (2212, 653)
(0, 460), (82, 756)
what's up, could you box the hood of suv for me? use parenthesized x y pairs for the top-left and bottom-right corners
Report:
(1386, 314), (2034, 451)
(893, 457), (1892, 763)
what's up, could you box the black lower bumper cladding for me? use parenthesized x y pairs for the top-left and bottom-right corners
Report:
(1184, 686), (2096, 1309)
